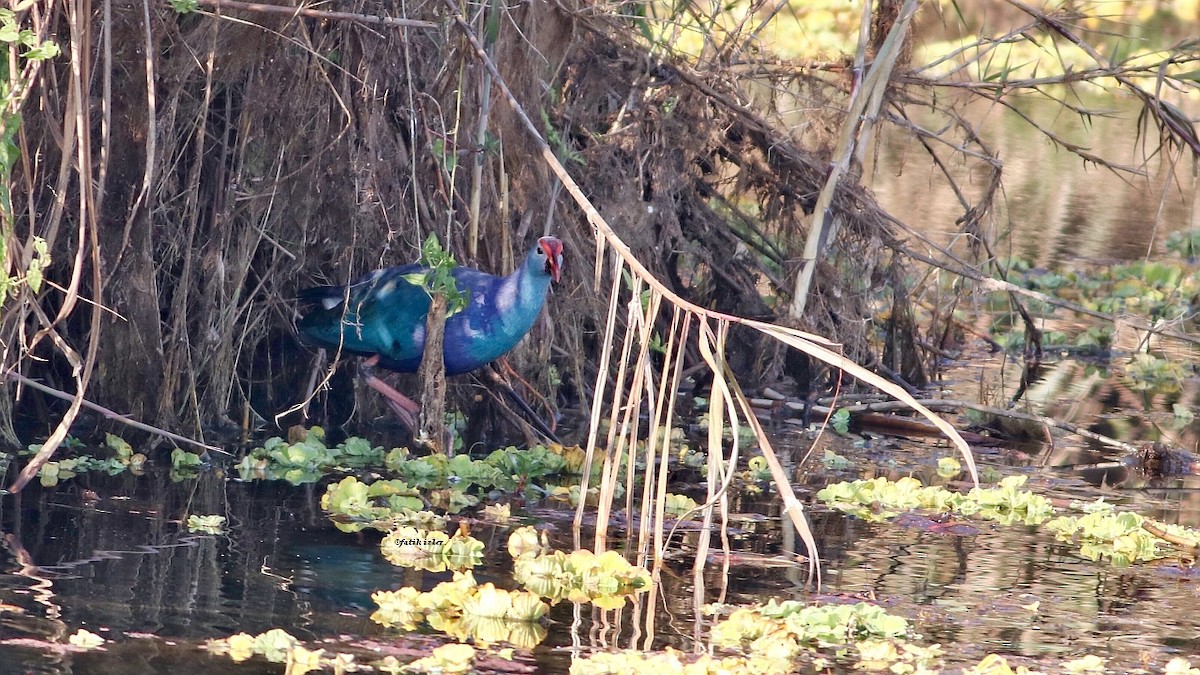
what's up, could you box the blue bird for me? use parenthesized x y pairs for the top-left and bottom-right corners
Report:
(298, 236), (564, 427)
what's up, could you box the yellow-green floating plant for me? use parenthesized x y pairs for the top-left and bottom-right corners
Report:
(817, 475), (1054, 526)
(320, 475), (444, 533)
(379, 525), (484, 572)
(508, 526), (652, 609)
(1046, 500), (1200, 567)
(371, 571), (549, 649)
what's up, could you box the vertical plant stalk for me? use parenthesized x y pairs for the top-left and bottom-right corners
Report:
(572, 248), (623, 550)
(638, 306), (683, 566)
(10, 0), (103, 492)
(789, 0), (919, 320)
(418, 293), (449, 453)
(589, 271), (641, 549)
(466, 0), (497, 260)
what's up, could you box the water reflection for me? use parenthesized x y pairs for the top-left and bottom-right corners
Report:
(873, 94), (1200, 267)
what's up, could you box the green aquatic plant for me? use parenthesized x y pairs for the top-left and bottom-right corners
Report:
(817, 475), (1054, 526)
(186, 515), (227, 534)
(1124, 352), (1187, 394)
(1045, 504), (1176, 566)
(484, 443), (570, 486)
(507, 526), (653, 609)
(663, 493), (698, 517)
(937, 456), (962, 478)
(379, 525), (484, 572)
(961, 475), (1056, 526)
(207, 628), (360, 674)
(33, 433), (147, 487)
(821, 450), (854, 471)
(709, 599), (914, 665)
(993, 258), (1200, 360)
(817, 475), (965, 521)
(404, 643), (477, 674)
(318, 446), (592, 530)
(1166, 229), (1200, 260)
(569, 648), (789, 675)
(236, 429), (385, 484)
(171, 448), (203, 472)
(320, 476), (437, 533)
(830, 407), (851, 434)
(371, 571), (549, 648)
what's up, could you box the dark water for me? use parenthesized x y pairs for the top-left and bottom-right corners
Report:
(1, 426), (1199, 673)
(0, 468), (806, 673)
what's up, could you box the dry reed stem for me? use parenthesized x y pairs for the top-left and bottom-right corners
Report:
(790, 0), (918, 319)
(9, 0), (106, 492)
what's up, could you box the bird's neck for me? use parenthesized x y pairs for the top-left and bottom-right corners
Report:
(492, 257), (550, 330)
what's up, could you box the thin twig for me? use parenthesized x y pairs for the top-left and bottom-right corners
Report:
(191, 0), (439, 29)
(1, 369), (220, 453)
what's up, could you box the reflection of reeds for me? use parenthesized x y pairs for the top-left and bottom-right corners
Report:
(444, 1), (978, 592)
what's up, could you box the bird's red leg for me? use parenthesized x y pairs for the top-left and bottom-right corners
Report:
(361, 355), (421, 430)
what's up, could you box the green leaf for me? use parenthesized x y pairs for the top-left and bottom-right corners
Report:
(24, 41), (59, 61)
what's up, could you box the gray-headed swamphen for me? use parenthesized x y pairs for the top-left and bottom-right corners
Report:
(298, 236), (564, 429)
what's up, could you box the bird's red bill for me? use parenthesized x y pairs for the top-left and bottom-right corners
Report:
(540, 238), (563, 282)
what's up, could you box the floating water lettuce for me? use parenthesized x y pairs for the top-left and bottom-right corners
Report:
(663, 493), (699, 517)
(568, 647), (790, 675)
(379, 525), (483, 571)
(712, 600), (911, 656)
(33, 433), (149, 487)
(371, 571), (549, 648)
(186, 514), (227, 534)
(965, 653), (1043, 674)
(236, 429), (385, 483)
(207, 629), (358, 673)
(405, 643), (476, 674)
(480, 503), (511, 523)
(1063, 654), (1106, 673)
(508, 527), (652, 609)
(937, 456), (962, 478)
(208, 628), (298, 664)
(320, 475), (437, 533)
(485, 444), (570, 484)
(1125, 352), (1187, 394)
(855, 639), (943, 672)
(170, 449), (204, 479)
(961, 475), (1056, 525)
(818, 475), (1054, 526)
(995, 256), (1200, 366)
(1046, 508), (1161, 566)
(507, 525), (550, 559)
(817, 476), (963, 521)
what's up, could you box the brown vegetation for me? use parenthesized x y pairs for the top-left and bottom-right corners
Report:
(3, 0), (1197, 473)
(0, 0), (917, 454)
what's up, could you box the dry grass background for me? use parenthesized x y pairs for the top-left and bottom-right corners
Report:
(0, 0), (915, 453)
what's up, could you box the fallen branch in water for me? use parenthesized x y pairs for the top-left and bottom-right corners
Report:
(1, 369), (221, 458)
(752, 396), (1138, 454)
